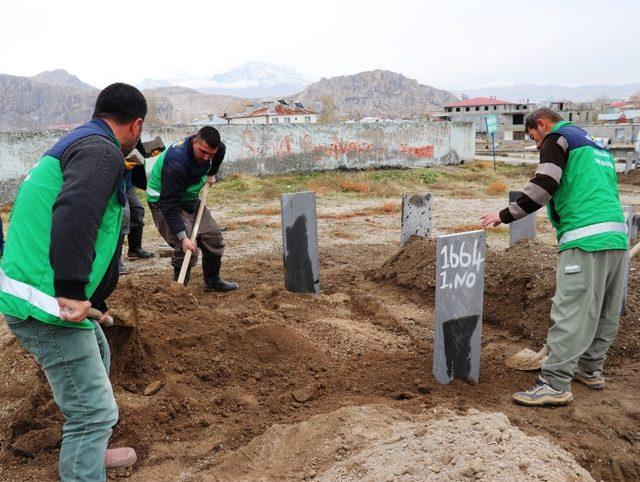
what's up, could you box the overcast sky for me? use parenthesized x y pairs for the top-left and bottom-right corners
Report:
(1, 0), (638, 90)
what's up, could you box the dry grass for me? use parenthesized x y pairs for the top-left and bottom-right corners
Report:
(448, 189), (476, 199)
(319, 201), (399, 220)
(249, 206), (281, 216)
(472, 161), (493, 170)
(338, 179), (372, 193)
(444, 223), (484, 233)
(361, 201), (399, 215)
(304, 178), (334, 196)
(257, 183), (282, 200)
(486, 181), (508, 195)
(330, 229), (358, 240)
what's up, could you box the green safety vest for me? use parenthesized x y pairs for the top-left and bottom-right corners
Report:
(0, 123), (123, 329)
(146, 139), (206, 203)
(548, 121), (628, 252)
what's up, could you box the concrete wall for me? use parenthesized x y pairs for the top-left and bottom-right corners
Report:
(0, 121), (474, 204)
(582, 123), (640, 144)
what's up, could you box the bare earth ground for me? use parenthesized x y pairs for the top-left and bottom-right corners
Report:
(1, 163), (640, 481)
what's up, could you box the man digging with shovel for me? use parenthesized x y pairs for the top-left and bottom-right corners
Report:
(481, 107), (628, 407)
(146, 126), (238, 291)
(0, 83), (146, 480)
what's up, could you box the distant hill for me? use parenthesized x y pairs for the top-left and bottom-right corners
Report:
(0, 73), (97, 130)
(294, 70), (458, 119)
(30, 69), (96, 90)
(0, 71), (243, 130)
(459, 82), (640, 103)
(141, 86), (246, 123)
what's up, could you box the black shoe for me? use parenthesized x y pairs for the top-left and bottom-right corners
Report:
(203, 253), (238, 292)
(173, 264), (191, 285)
(119, 258), (130, 275)
(127, 226), (155, 259)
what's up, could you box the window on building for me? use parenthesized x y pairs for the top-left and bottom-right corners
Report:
(475, 106), (480, 111)
(569, 113), (573, 121)
(523, 105), (528, 110)
(484, 106), (489, 111)
(493, 106), (497, 110)
(513, 114), (524, 125)
(465, 107), (470, 112)
(284, 117), (291, 124)
(456, 107), (460, 112)
(513, 131), (525, 140)
(272, 118), (279, 124)
(305, 116), (311, 123)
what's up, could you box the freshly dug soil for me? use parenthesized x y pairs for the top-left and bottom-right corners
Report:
(618, 169), (640, 186)
(371, 237), (640, 363)
(207, 405), (593, 482)
(1, 242), (640, 481)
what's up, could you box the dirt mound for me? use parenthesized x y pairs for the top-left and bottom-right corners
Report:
(2, 243), (640, 481)
(367, 236), (438, 303)
(370, 237), (640, 362)
(204, 404), (592, 482)
(618, 169), (640, 186)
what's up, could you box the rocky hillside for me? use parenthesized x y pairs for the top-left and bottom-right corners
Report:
(30, 69), (95, 90)
(295, 70), (458, 119)
(141, 86), (245, 124)
(0, 73), (98, 130)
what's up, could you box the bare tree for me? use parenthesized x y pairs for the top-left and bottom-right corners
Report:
(318, 95), (337, 124)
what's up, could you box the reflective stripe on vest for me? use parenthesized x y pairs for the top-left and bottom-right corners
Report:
(0, 268), (60, 318)
(147, 187), (160, 197)
(559, 222), (627, 246)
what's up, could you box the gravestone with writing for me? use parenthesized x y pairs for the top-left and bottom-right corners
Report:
(621, 206), (633, 315)
(281, 191), (320, 295)
(625, 152), (635, 174)
(508, 191), (536, 246)
(433, 231), (486, 384)
(400, 193), (432, 247)
(631, 214), (640, 240)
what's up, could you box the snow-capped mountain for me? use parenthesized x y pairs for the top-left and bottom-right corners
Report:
(137, 62), (313, 98)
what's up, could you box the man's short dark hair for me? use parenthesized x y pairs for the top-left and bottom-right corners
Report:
(524, 108), (563, 133)
(196, 126), (221, 149)
(92, 83), (147, 124)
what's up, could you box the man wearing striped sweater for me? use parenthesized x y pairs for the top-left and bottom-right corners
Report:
(481, 108), (628, 406)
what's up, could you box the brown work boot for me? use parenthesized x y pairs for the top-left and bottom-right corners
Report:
(105, 447), (137, 469)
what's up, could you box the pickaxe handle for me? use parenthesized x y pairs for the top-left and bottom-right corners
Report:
(177, 182), (210, 285)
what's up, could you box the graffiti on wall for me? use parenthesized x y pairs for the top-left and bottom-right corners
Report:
(400, 144), (434, 158)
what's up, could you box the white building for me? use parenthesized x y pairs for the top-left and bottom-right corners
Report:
(227, 100), (319, 125)
(444, 97), (537, 140)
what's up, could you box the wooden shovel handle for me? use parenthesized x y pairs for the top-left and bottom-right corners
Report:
(178, 183), (210, 285)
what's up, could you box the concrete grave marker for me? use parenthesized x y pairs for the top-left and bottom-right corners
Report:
(400, 193), (432, 247)
(621, 206), (633, 315)
(508, 191), (536, 246)
(280, 191), (320, 295)
(631, 214), (640, 240)
(625, 152), (635, 174)
(433, 230), (486, 384)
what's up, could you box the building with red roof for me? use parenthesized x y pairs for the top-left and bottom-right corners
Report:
(444, 96), (537, 140)
(227, 100), (319, 125)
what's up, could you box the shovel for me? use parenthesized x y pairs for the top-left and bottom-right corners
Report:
(505, 242), (639, 371)
(177, 183), (210, 285)
(505, 344), (549, 371)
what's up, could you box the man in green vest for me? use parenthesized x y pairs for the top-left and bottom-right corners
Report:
(481, 107), (627, 406)
(146, 126), (238, 292)
(0, 83), (147, 480)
